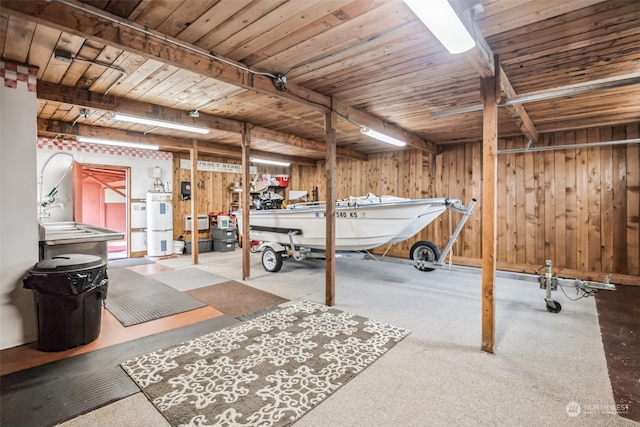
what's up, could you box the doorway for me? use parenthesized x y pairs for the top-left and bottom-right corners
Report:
(73, 163), (130, 260)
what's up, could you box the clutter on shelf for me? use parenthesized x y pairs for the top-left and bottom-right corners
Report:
(255, 173), (289, 188)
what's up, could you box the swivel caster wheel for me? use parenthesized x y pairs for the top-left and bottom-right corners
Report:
(545, 300), (562, 313)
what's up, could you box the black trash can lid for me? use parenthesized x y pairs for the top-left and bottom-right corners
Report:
(32, 254), (104, 272)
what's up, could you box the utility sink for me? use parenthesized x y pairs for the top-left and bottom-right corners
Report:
(38, 222), (125, 262)
(39, 222), (124, 244)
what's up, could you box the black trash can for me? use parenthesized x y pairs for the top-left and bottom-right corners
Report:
(23, 254), (108, 352)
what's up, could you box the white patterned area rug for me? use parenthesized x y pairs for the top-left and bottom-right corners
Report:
(121, 300), (410, 426)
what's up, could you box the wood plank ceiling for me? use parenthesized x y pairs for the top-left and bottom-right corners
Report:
(1, 0), (639, 163)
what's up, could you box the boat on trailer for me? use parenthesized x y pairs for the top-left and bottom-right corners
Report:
(235, 193), (616, 313)
(235, 194), (477, 272)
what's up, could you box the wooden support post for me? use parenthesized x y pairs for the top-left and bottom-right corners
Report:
(190, 139), (199, 265)
(325, 103), (337, 306)
(242, 123), (251, 280)
(480, 66), (498, 353)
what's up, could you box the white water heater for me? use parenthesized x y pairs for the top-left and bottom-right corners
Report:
(146, 192), (173, 256)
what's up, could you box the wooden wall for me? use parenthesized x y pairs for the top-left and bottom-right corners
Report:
(171, 153), (287, 240)
(487, 123), (639, 283)
(419, 123), (638, 284)
(291, 149), (426, 200)
(293, 123), (639, 284)
(292, 149), (438, 257)
(172, 123), (639, 284)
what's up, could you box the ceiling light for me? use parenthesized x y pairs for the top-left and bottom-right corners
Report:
(360, 128), (406, 147)
(77, 136), (159, 151)
(113, 113), (210, 134)
(403, 0), (475, 54)
(250, 158), (290, 167)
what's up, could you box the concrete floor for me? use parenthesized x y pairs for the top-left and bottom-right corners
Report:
(60, 250), (638, 426)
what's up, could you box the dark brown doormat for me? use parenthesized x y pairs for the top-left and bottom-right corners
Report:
(595, 284), (640, 422)
(185, 280), (288, 318)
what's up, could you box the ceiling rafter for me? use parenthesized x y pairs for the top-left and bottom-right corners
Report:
(250, 126), (366, 162)
(36, 81), (367, 161)
(430, 72), (640, 118)
(2, 0), (437, 154)
(37, 81), (243, 133)
(85, 174), (126, 198)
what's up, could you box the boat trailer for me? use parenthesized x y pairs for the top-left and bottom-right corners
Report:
(536, 260), (616, 313)
(257, 198), (477, 273)
(254, 199), (616, 313)
(411, 198), (476, 271)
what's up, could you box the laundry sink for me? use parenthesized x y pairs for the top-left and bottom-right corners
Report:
(39, 222), (124, 244)
(38, 222), (125, 261)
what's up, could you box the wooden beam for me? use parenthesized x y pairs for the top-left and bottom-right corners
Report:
(38, 116), (238, 153)
(461, 14), (538, 142)
(465, 29), (495, 79)
(4, 1), (435, 154)
(36, 82), (353, 162)
(325, 101), (337, 307)
(37, 119), (317, 166)
(236, 152), (316, 168)
(241, 123), (251, 281)
(37, 81), (243, 134)
(251, 126), (367, 161)
(480, 74), (498, 354)
(432, 73), (640, 119)
(190, 139), (198, 265)
(332, 102), (437, 154)
(84, 174), (126, 198)
(499, 68), (539, 143)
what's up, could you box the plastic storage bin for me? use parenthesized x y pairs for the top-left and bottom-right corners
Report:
(184, 239), (213, 254)
(212, 227), (236, 240)
(213, 239), (236, 252)
(23, 254), (108, 352)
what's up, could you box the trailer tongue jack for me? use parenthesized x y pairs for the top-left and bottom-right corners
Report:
(537, 260), (616, 313)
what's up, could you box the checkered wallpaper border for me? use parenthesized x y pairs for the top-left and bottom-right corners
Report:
(37, 138), (173, 160)
(1, 61), (37, 93)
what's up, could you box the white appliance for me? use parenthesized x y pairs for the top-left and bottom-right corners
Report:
(130, 201), (147, 229)
(146, 192), (173, 256)
(184, 214), (210, 231)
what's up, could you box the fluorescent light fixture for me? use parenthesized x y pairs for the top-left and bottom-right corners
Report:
(360, 128), (406, 147)
(250, 158), (290, 167)
(403, 0), (475, 54)
(113, 113), (210, 134)
(77, 136), (159, 150)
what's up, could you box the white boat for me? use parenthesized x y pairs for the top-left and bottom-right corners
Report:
(235, 194), (467, 251)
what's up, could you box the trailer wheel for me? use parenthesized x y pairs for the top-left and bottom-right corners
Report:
(545, 300), (562, 313)
(409, 240), (441, 272)
(262, 247), (283, 272)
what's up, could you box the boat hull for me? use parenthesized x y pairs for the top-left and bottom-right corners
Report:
(235, 197), (451, 251)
